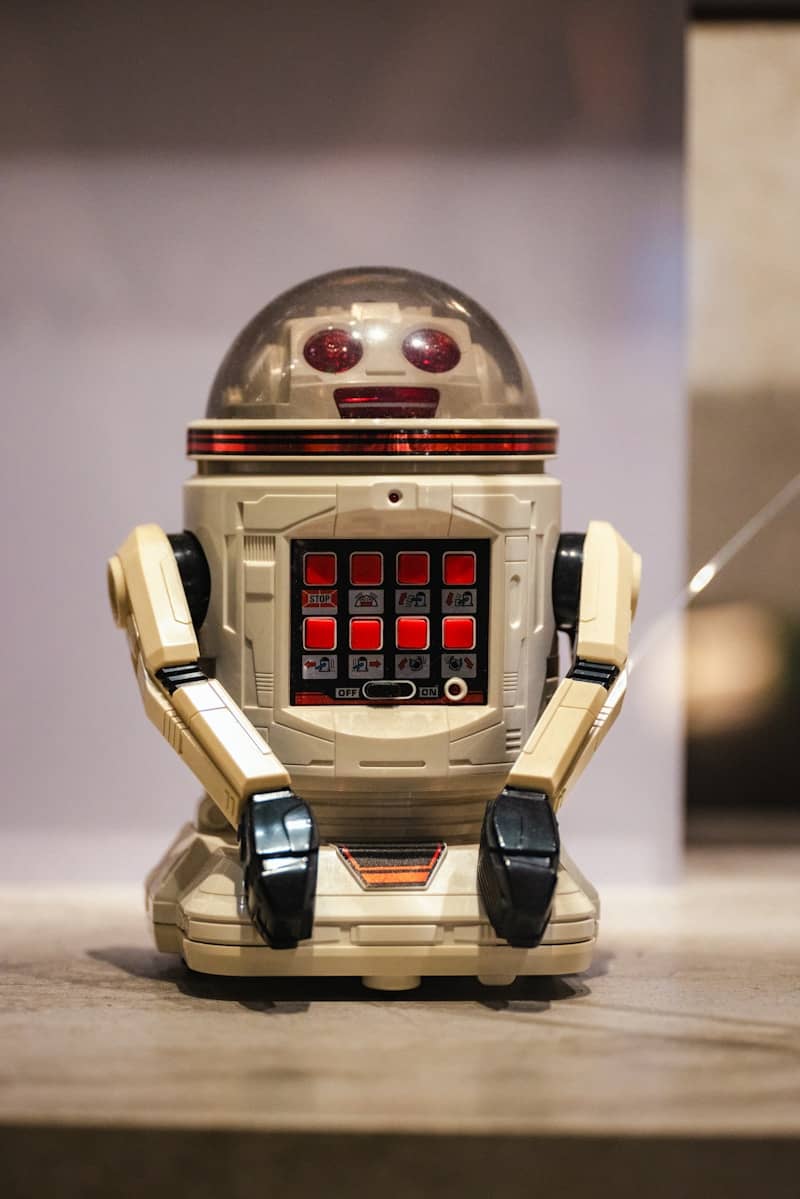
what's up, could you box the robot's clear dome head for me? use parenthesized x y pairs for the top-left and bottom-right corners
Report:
(206, 267), (539, 420)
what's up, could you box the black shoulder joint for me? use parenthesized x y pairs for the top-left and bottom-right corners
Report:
(567, 658), (619, 690)
(552, 532), (585, 633)
(168, 531), (211, 631)
(156, 663), (208, 695)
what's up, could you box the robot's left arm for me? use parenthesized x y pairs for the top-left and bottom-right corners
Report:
(479, 521), (641, 946)
(506, 520), (642, 811)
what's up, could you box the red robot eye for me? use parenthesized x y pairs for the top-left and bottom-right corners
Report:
(402, 329), (461, 373)
(303, 328), (363, 373)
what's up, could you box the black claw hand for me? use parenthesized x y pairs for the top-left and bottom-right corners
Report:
(238, 790), (319, 949)
(478, 787), (560, 948)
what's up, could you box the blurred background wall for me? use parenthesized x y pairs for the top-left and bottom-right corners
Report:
(0, 1), (684, 883)
(688, 11), (800, 835)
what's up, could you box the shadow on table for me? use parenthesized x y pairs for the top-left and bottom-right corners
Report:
(89, 945), (609, 1013)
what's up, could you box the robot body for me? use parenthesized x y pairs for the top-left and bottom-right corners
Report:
(182, 466), (561, 842)
(109, 268), (639, 989)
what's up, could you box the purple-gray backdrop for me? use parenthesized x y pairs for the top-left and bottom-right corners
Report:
(0, 1), (684, 883)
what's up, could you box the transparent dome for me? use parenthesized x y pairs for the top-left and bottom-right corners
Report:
(206, 266), (539, 421)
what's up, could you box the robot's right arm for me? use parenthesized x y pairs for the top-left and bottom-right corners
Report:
(107, 524), (291, 829)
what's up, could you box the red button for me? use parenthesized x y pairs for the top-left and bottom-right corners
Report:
(303, 617), (337, 651)
(350, 618), (383, 651)
(443, 552), (476, 586)
(396, 552), (429, 585)
(304, 553), (337, 587)
(350, 552), (383, 586)
(442, 616), (476, 650)
(396, 616), (429, 650)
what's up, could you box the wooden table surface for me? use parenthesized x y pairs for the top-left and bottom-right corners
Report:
(2, 844), (798, 1197)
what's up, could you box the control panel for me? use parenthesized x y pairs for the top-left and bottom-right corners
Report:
(289, 539), (490, 704)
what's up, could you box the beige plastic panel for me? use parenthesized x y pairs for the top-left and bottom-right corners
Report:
(183, 471), (561, 841)
(135, 657), (244, 826)
(112, 524), (199, 673)
(171, 679), (290, 800)
(145, 821), (217, 928)
(146, 831), (598, 981)
(549, 677), (628, 808)
(576, 520), (637, 669)
(180, 915), (597, 949)
(181, 938), (594, 980)
(106, 553), (128, 627)
(334, 477), (453, 538)
(506, 678), (606, 798)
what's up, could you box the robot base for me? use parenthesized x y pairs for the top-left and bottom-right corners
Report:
(146, 822), (599, 992)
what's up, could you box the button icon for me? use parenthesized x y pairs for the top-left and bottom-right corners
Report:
(302, 654), (338, 679)
(348, 654), (383, 679)
(442, 616), (476, 651)
(396, 552), (430, 586)
(441, 588), (476, 612)
(349, 589), (384, 613)
(302, 588), (338, 614)
(350, 618), (383, 651)
(395, 653), (430, 679)
(350, 552), (383, 587)
(396, 616), (429, 650)
(396, 588), (430, 613)
(303, 616), (337, 651)
(304, 552), (337, 587)
(441, 653), (476, 679)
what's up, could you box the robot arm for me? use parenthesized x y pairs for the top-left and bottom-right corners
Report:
(109, 525), (319, 948)
(107, 524), (291, 828)
(506, 520), (641, 810)
(478, 521), (640, 947)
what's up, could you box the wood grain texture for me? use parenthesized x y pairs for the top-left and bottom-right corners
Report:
(1, 845), (798, 1195)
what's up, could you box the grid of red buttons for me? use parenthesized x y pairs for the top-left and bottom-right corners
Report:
(304, 553), (337, 587)
(350, 553), (383, 586)
(304, 549), (478, 588)
(302, 551), (479, 657)
(303, 616), (337, 650)
(396, 616), (430, 650)
(442, 616), (476, 650)
(442, 552), (476, 586)
(350, 618), (383, 651)
(396, 551), (429, 585)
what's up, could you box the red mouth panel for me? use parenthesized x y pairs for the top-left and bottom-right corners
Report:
(334, 387), (439, 418)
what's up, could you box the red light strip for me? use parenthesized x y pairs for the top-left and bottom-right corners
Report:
(187, 427), (557, 457)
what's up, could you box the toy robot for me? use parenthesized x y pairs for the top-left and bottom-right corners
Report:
(108, 267), (640, 990)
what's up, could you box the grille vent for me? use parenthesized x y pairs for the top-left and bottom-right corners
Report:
(505, 728), (523, 754)
(244, 534), (276, 562)
(255, 671), (274, 704)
